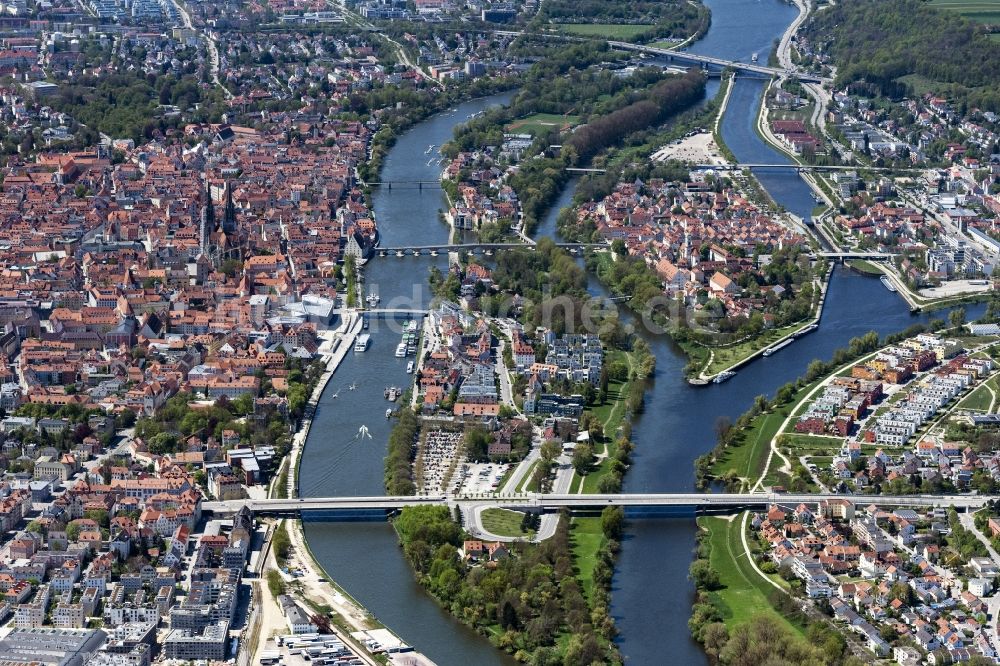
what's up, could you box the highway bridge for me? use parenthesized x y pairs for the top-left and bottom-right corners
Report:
(607, 41), (828, 84)
(488, 30), (827, 83)
(697, 164), (917, 172)
(375, 242), (598, 257)
(203, 492), (990, 520)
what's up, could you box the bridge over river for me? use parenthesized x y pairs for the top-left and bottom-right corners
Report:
(203, 492), (989, 521)
(486, 30), (829, 84)
(375, 242), (599, 256)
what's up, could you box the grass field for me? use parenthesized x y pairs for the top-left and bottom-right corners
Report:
(701, 516), (799, 631)
(702, 319), (814, 377)
(505, 112), (581, 137)
(554, 23), (653, 39)
(710, 409), (788, 485)
(957, 378), (997, 411)
(780, 433), (845, 451)
(570, 517), (604, 601)
(480, 508), (534, 538)
(847, 259), (884, 276)
(931, 0), (1000, 25)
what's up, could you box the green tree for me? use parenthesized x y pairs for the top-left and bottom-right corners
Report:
(601, 506), (625, 540)
(950, 306), (967, 329)
(688, 559), (720, 590)
(572, 443), (594, 475)
(66, 523), (82, 541)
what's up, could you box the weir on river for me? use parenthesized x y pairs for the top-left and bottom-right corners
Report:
(298, 2), (984, 664)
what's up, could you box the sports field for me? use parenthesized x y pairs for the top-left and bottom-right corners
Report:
(931, 0), (1000, 26)
(554, 23), (653, 39)
(505, 112), (581, 136)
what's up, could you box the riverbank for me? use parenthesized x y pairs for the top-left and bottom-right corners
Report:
(251, 311), (435, 665)
(690, 324), (1000, 659)
(686, 262), (834, 384)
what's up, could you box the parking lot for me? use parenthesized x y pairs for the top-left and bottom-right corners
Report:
(261, 633), (367, 666)
(455, 462), (509, 495)
(416, 430), (463, 494)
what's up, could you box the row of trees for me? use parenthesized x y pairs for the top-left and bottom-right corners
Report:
(385, 408), (420, 495)
(566, 69), (706, 163)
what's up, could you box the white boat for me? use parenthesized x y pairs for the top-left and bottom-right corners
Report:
(880, 275), (897, 293)
(713, 371), (736, 384)
(406, 361), (414, 374)
(762, 338), (794, 357)
(751, 52), (758, 62)
(793, 323), (819, 339)
(395, 343), (407, 357)
(354, 334), (370, 352)
(366, 292), (380, 307)
(386, 408), (393, 419)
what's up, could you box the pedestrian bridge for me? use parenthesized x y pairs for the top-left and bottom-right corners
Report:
(375, 242), (598, 257)
(203, 492), (988, 521)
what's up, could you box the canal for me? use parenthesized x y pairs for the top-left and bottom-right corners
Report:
(300, 2), (984, 664)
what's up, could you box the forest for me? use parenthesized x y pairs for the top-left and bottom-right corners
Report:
(803, 0), (1000, 110)
(395, 506), (622, 664)
(48, 70), (226, 145)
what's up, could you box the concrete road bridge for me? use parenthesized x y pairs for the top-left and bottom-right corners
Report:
(697, 164), (920, 172)
(487, 30), (828, 83)
(203, 492), (990, 521)
(607, 41), (829, 83)
(817, 251), (898, 260)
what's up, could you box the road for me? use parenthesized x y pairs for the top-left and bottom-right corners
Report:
(205, 492), (996, 516)
(958, 511), (1000, 653)
(169, 0), (231, 99)
(333, 1), (440, 87)
(495, 337), (516, 409)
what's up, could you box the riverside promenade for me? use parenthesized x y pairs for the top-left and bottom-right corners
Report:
(263, 310), (438, 665)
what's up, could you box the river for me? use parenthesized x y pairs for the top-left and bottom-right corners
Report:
(300, 3), (983, 665)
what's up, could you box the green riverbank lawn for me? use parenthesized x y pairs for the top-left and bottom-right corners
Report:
(570, 517), (604, 601)
(480, 508), (535, 538)
(698, 318), (819, 378)
(711, 409), (788, 486)
(700, 516), (797, 630)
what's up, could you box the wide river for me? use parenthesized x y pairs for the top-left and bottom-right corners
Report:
(300, 2), (984, 664)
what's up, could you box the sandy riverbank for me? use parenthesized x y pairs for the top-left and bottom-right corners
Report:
(652, 131), (726, 165)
